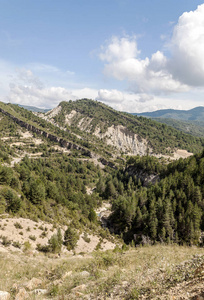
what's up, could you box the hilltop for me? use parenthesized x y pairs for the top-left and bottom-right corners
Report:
(43, 99), (204, 155)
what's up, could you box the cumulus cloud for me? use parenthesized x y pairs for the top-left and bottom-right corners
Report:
(97, 89), (125, 103)
(96, 89), (157, 112)
(99, 4), (204, 95)
(100, 37), (188, 94)
(5, 68), (99, 108)
(99, 36), (140, 62)
(4, 67), (76, 108)
(7, 83), (77, 108)
(169, 4), (204, 86)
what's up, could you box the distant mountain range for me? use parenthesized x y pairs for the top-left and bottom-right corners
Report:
(132, 106), (204, 138)
(133, 106), (204, 121)
(17, 104), (51, 113)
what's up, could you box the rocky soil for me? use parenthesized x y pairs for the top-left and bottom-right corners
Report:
(0, 216), (116, 255)
(0, 244), (203, 300)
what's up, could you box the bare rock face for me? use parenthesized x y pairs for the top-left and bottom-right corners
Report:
(46, 109), (151, 156)
(94, 125), (151, 156)
(0, 291), (10, 300)
(126, 166), (160, 186)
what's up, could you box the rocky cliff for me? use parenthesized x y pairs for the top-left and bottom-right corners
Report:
(46, 108), (151, 156)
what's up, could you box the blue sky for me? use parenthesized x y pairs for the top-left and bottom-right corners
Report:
(0, 0), (204, 112)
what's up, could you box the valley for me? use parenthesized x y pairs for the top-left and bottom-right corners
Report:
(0, 99), (203, 299)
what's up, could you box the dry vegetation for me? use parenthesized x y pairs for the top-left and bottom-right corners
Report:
(0, 217), (116, 255)
(0, 244), (203, 299)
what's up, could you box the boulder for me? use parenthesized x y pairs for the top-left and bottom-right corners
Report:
(0, 291), (10, 300)
(33, 289), (47, 295)
(25, 278), (42, 290)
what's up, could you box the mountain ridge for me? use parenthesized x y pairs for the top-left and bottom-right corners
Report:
(133, 106), (204, 121)
(43, 99), (204, 155)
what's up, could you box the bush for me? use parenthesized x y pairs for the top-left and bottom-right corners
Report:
(64, 227), (79, 251)
(36, 243), (50, 253)
(88, 208), (97, 223)
(40, 231), (47, 238)
(48, 229), (63, 253)
(23, 241), (31, 252)
(12, 241), (21, 248)
(14, 222), (23, 229)
(2, 236), (11, 246)
(29, 235), (36, 241)
(82, 232), (91, 243)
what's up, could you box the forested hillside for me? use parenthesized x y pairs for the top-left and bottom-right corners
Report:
(96, 153), (204, 245)
(0, 99), (204, 248)
(151, 118), (204, 138)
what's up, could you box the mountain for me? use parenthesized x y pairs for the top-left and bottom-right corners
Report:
(43, 99), (204, 155)
(152, 117), (204, 138)
(0, 98), (204, 299)
(0, 98), (204, 245)
(133, 106), (204, 138)
(133, 106), (204, 121)
(17, 104), (51, 113)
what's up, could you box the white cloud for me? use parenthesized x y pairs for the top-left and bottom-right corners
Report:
(72, 88), (98, 100)
(15, 68), (44, 89)
(99, 36), (140, 62)
(96, 89), (156, 112)
(99, 4), (204, 95)
(97, 89), (125, 103)
(7, 84), (77, 108)
(169, 4), (204, 86)
(0, 62), (96, 108)
(99, 37), (188, 94)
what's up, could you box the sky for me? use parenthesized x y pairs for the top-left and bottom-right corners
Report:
(0, 0), (204, 112)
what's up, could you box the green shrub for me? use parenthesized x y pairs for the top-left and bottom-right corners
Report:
(36, 243), (50, 253)
(23, 241), (31, 252)
(40, 231), (47, 238)
(64, 227), (79, 251)
(2, 236), (11, 246)
(48, 229), (63, 253)
(12, 241), (21, 248)
(82, 232), (91, 243)
(14, 222), (23, 229)
(29, 235), (36, 241)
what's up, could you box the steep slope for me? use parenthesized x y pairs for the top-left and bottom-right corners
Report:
(0, 101), (121, 169)
(44, 99), (204, 155)
(0, 107), (119, 252)
(151, 118), (204, 138)
(102, 152), (204, 246)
